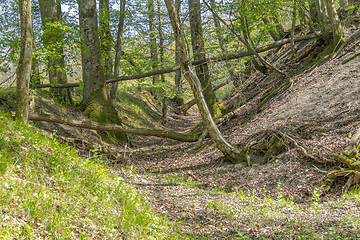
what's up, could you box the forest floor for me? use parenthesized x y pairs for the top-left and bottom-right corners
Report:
(5, 17), (360, 239)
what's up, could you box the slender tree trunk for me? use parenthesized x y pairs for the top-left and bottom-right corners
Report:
(291, 1), (297, 59)
(325, 0), (344, 47)
(157, 0), (167, 120)
(16, 0), (33, 123)
(39, 0), (71, 102)
(174, 0), (183, 106)
(111, 0), (126, 103)
(210, 0), (241, 87)
(315, 0), (327, 37)
(164, 0), (241, 162)
(38, 0), (57, 87)
(55, 0), (73, 103)
(189, 0), (226, 118)
(148, 0), (158, 85)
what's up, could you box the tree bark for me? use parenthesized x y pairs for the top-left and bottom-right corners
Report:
(16, 0), (33, 123)
(165, 0), (241, 162)
(111, 0), (126, 102)
(189, 0), (226, 118)
(99, 0), (113, 80)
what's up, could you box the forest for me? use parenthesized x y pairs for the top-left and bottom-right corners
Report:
(1, 0), (360, 238)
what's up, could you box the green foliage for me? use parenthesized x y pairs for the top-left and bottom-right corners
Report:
(0, 111), (180, 239)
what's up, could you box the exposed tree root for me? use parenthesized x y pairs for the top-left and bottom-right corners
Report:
(342, 49), (360, 64)
(28, 114), (201, 142)
(290, 41), (317, 63)
(334, 28), (360, 59)
(240, 129), (334, 165)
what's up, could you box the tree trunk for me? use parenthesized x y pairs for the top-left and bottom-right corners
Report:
(55, 0), (73, 103)
(291, 1), (297, 59)
(78, 0), (128, 143)
(157, 0), (167, 120)
(99, 0), (113, 80)
(189, 0), (226, 118)
(39, 0), (72, 103)
(148, 0), (159, 85)
(111, 0), (126, 103)
(16, 0), (33, 123)
(262, 17), (280, 41)
(315, 0), (327, 37)
(325, 0), (344, 47)
(38, 0), (57, 87)
(165, 0), (241, 163)
(272, 16), (285, 39)
(210, 0), (241, 88)
(174, 0), (183, 106)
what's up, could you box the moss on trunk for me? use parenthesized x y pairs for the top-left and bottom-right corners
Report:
(83, 86), (129, 145)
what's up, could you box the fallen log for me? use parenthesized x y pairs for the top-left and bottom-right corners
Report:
(29, 114), (201, 142)
(32, 33), (317, 89)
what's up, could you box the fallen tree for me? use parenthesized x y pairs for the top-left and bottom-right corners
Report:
(31, 33), (317, 89)
(28, 114), (201, 142)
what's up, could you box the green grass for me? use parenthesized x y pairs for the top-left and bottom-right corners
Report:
(0, 112), (184, 239)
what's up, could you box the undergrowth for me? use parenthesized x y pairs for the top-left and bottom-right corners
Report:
(0, 112), (183, 239)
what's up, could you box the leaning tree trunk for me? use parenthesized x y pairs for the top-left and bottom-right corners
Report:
(77, 0), (128, 143)
(189, 0), (226, 118)
(111, 0), (126, 103)
(164, 0), (241, 162)
(16, 0), (33, 123)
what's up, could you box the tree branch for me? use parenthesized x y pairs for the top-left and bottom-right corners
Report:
(31, 34), (316, 89)
(28, 114), (201, 142)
